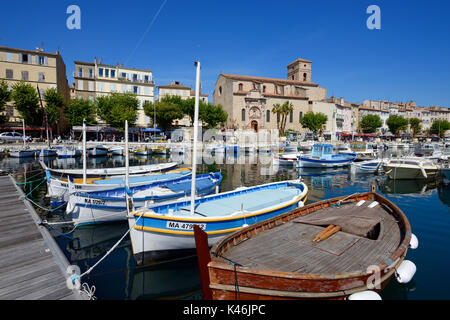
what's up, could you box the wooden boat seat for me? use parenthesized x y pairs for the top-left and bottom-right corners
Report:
(223, 199), (403, 275)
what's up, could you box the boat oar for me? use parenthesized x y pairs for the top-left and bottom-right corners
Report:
(315, 225), (342, 242)
(313, 224), (335, 242)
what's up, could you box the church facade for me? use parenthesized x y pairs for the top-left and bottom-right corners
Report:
(213, 58), (327, 132)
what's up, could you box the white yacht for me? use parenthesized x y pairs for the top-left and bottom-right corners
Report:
(383, 157), (440, 180)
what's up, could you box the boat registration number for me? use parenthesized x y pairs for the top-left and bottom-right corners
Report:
(166, 221), (206, 231)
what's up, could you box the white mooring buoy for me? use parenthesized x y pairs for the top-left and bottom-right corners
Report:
(409, 233), (419, 250)
(347, 290), (382, 300)
(395, 260), (417, 284)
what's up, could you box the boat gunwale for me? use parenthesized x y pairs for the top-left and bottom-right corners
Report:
(209, 191), (411, 281)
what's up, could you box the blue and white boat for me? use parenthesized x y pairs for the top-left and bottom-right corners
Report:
(296, 144), (356, 168)
(46, 168), (192, 204)
(128, 179), (308, 263)
(350, 159), (386, 174)
(126, 62), (309, 264)
(56, 146), (82, 158)
(88, 145), (109, 157)
(37, 148), (58, 158)
(66, 172), (223, 226)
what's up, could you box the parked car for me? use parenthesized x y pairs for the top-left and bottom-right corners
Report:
(0, 132), (32, 143)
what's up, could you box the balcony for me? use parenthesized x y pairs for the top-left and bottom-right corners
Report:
(73, 72), (94, 79)
(117, 77), (154, 85)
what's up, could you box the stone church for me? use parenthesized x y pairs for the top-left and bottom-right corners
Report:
(213, 58), (327, 132)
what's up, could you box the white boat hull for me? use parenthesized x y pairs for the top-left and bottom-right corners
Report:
(9, 150), (36, 158)
(383, 166), (438, 180)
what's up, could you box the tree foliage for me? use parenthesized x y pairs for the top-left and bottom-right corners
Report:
(408, 118), (422, 137)
(431, 119), (450, 138)
(143, 100), (184, 131)
(272, 101), (294, 135)
(200, 103), (228, 129)
(0, 80), (11, 123)
(65, 98), (97, 126)
(359, 114), (383, 133)
(10, 81), (42, 125)
(300, 111), (328, 135)
(42, 88), (65, 127)
(95, 92), (139, 129)
(386, 115), (408, 136)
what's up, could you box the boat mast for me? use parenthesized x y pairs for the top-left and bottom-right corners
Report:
(83, 119), (87, 184)
(22, 118), (26, 148)
(37, 85), (50, 148)
(125, 120), (129, 188)
(190, 61), (201, 216)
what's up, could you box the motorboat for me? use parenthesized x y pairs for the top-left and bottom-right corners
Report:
(383, 157), (440, 180)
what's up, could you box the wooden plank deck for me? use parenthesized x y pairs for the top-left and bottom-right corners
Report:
(0, 175), (83, 300)
(224, 199), (403, 275)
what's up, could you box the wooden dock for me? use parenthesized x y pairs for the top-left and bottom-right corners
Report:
(0, 174), (83, 300)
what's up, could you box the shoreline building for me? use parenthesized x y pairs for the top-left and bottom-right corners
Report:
(73, 59), (155, 127)
(157, 81), (208, 127)
(0, 45), (70, 132)
(213, 58), (327, 133)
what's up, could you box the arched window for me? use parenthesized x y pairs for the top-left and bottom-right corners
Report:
(266, 110), (270, 122)
(241, 108), (246, 121)
(289, 111), (293, 123)
(303, 73), (307, 81)
(262, 85), (266, 93)
(219, 86), (222, 96)
(299, 111), (303, 123)
(238, 83), (243, 91)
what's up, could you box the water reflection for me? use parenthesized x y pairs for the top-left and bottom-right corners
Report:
(378, 178), (439, 195)
(1, 149), (439, 300)
(438, 183), (450, 208)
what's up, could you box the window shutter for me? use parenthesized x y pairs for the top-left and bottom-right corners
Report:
(18, 54), (22, 63)
(28, 54), (32, 64)
(44, 57), (48, 65)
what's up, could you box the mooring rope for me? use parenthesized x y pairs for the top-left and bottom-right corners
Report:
(213, 252), (242, 300)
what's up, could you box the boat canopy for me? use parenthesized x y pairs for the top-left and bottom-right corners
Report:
(311, 144), (334, 159)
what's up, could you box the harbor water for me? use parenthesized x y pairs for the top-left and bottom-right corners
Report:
(1, 150), (449, 300)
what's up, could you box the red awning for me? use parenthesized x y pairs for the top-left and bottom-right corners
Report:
(0, 126), (52, 132)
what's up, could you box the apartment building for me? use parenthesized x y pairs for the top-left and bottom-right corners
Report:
(0, 46), (70, 129)
(73, 59), (155, 126)
(157, 81), (208, 126)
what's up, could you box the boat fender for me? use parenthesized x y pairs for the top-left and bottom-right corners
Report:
(420, 165), (427, 179)
(66, 201), (74, 214)
(395, 260), (417, 284)
(409, 233), (419, 250)
(347, 290), (382, 300)
(298, 201), (305, 208)
(242, 223), (249, 228)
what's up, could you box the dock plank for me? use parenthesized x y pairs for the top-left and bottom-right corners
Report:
(0, 175), (83, 300)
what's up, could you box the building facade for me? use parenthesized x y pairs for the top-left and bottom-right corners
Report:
(213, 58), (327, 132)
(157, 81), (208, 127)
(0, 46), (70, 130)
(73, 59), (155, 127)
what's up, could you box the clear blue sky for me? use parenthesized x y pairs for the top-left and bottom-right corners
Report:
(1, 0), (449, 107)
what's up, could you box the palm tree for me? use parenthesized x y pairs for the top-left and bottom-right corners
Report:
(272, 101), (293, 136)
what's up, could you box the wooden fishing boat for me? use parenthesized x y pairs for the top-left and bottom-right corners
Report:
(46, 168), (191, 204)
(128, 180), (308, 264)
(297, 144), (356, 168)
(40, 160), (178, 178)
(194, 189), (416, 300)
(87, 145), (109, 157)
(67, 172), (222, 226)
(350, 159), (386, 174)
